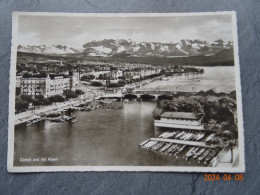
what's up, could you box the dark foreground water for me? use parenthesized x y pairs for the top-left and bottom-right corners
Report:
(14, 101), (204, 167)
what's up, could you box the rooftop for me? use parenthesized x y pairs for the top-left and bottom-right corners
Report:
(160, 112), (201, 120)
(22, 73), (69, 79)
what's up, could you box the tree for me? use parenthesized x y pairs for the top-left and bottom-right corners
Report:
(226, 139), (236, 163)
(32, 99), (42, 107)
(15, 99), (29, 112)
(81, 75), (95, 81)
(75, 89), (85, 95)
(48, 95), (65, 103)
(42, 98), (51, 105)
(21, 94), (32, 103)
(118, 80), (126, 87)
(109, 83), (119, 88)
(16, 87), (21, 96)
(92, 81), (103, 87)
(35, 95), (44, 101)
(98, 74), (104, 80)
(63, 89), (77, 99)
(230, 91), (236, 99)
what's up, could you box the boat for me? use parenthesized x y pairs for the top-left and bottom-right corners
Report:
(189, 134), (197, 141)
(204, 150), (218, 164)
(63, 115), (70, 120)
(159, 132), (171, 138)
(26, 121), (33, 126)
(169, 145), (181, 155)
(175, 145), (186, 154)
(206, 134), (216, 142)
(142, 141), (151, 148)
(184, 147), (195, 158)
(193, 148), (206, 159)
(184, 133), (193, 141)
(46, 112), (61, 117)
(48, 117), (64, 122)
(181, 133), (191, 140)
(143, 140), (156, 149)
(168, 144), (178, 154)
(139, 139), (150, 147)
(66, 116), (76, 121)
(198, 149), (211, 162)
(179, 133), (187, 140)
(196, 133), (205, 141)
(85, 108), (92, 111)
(185, 147), (200, 159)
(160, 143), (173, 153)
(175, 132), (185, 139)
(152, 142), (165, 151)
(147, 141), (158, 149)
(165, 132), (177, 139)
(71, 119), (78, 123)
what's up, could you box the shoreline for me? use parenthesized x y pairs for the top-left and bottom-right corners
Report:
(14, 71), (199, 126)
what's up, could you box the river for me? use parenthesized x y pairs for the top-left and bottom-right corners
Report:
(14, 66), (235, 167)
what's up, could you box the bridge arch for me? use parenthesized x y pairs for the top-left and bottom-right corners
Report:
(124, 94), (138, 99)
(140, 94), (156, 100)
(158, 94), (173, 100)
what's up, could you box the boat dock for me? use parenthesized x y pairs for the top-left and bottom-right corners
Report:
(139, 130), (237, 167)
(149, 138), (214, 148)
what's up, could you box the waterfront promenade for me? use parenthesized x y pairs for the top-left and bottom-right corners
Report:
(15, 99), (83, 125)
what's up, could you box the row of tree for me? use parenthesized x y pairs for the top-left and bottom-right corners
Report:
(153, 91), (237, 131)
(89, 72), (163, 88)
(15, 89), (84, 113)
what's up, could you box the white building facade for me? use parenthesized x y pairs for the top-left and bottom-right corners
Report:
(154, 112), (204, 130)
(20, 73), (79, 98)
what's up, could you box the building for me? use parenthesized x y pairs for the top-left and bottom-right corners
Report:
(16, 74), (22, 88)
(20, 72), (79, 98)
(154, 112), (204, 130)
(84, 70), (110, 79)
(109, 67), (123, 80)
(122, 69), (133, 78)
(123, 68), (161, 79)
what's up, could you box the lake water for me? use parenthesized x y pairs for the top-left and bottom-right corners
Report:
(15, 102), (203, 166)
(14, 66), (235, 167)
(142, 66), (236, 93)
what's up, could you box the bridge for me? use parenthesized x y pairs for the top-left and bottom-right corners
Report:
(97, 89), (195, 99)
(122, 89), (194, 99)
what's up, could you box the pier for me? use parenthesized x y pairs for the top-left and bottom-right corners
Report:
(149, 138), (214, 148)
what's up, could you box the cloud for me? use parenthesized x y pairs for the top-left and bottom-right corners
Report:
(17, 14), (234, 48)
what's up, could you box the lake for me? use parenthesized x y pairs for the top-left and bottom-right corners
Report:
(142, 66), (236, 93)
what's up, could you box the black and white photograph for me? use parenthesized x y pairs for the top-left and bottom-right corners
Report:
(8, 12), (245, 172)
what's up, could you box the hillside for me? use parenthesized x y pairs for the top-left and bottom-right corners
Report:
(17, 47), (234, 66)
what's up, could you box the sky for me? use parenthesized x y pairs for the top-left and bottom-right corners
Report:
(18, 14), (234, 48)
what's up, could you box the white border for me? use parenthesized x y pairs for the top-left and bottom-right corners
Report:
(8, 11), (245, 173)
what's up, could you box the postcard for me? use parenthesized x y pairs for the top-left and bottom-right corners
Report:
(8, 12), (245, 172)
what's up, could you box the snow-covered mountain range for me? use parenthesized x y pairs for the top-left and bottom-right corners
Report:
(17, 45), (84, 55)
(17, 39), (233, 58)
